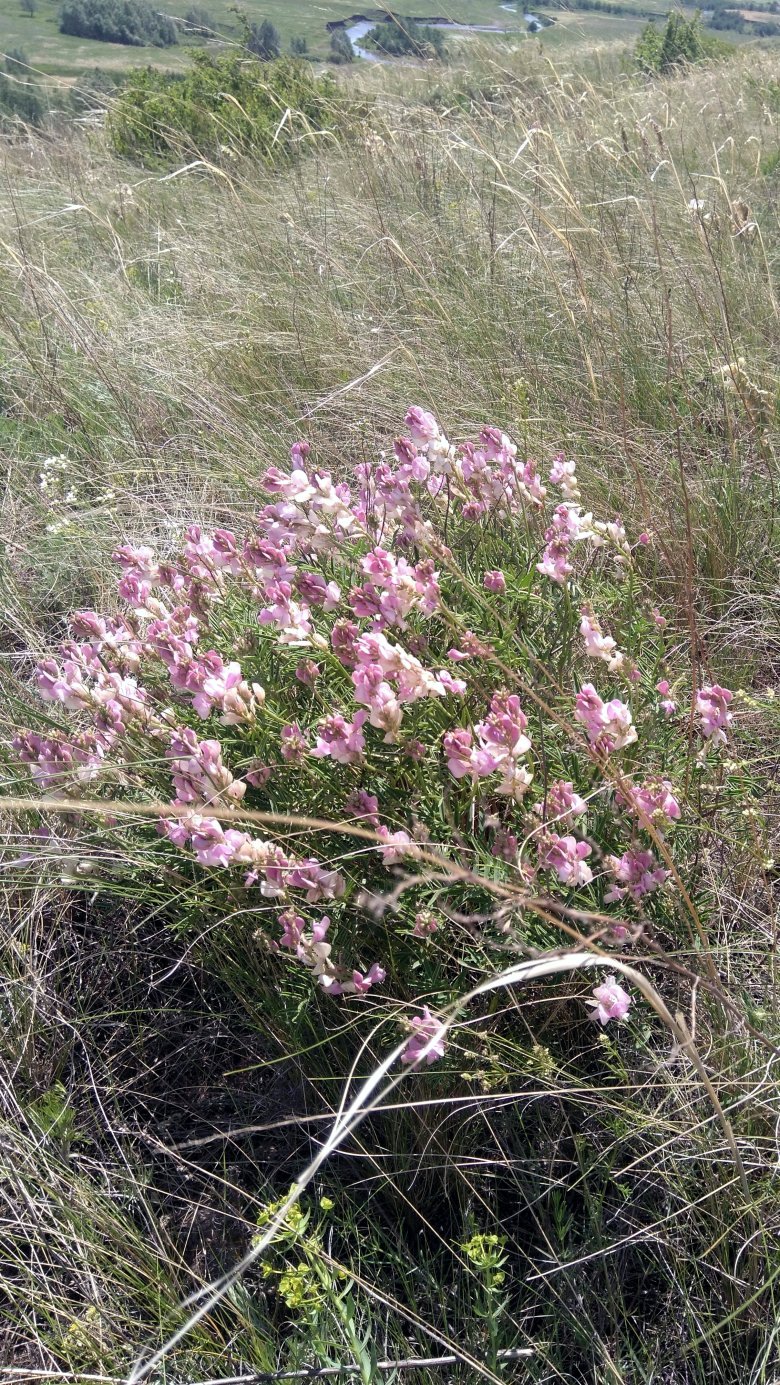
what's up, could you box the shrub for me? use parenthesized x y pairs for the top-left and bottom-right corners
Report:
(0, 50), (45, 126)
(182, 4), (213, 35)
(365, 16), (448, 60)
(10, 406), (745, 1049)
(108, 52), (343, 163)
(635, 9), (723, 72)
(329, 30), (354, 64)
(247, 17), (280, 60)
(59, 0), (178, 47)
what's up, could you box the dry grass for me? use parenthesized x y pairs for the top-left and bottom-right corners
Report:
(1, 38), (780, 1385)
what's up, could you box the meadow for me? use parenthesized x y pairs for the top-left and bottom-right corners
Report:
(0, 0), (689, 77)
(2, 23), (780, 1385)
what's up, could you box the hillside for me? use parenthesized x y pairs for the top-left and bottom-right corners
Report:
(2, 29), (780, 1385)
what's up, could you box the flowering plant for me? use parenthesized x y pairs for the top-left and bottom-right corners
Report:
(9, 407), (737, 1052)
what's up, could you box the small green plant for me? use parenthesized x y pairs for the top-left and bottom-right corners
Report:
(108, 52), (344, 163)
(461, 1231), (509, 1373)
(257, 1192), (379, 1383)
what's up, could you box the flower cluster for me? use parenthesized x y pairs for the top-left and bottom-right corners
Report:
(11, 406), (740, 1054)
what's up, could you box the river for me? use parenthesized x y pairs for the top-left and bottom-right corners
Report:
(344, 8), (543, 60)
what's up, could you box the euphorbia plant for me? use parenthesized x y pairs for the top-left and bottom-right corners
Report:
(9, 407), (736, 1055)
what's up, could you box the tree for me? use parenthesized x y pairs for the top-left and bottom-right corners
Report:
(247, 17), (280, 59)
(59, 0), (178, 45)
(19, 0), (38, 16)
(290, 35), (307, 55)
(184, 5), (213, 35)
(329, 29), (354, 63)
(635, 9), (711, 73)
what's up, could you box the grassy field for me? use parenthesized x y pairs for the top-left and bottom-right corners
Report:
(1, 0), (751, 79)
(3, 26), (780, 1385)
(1, 0), (532, 75)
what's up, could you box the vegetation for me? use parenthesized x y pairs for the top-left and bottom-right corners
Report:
(0, 47), (46, 123)
(634, 7), (723, 69)
(108, 51), (344, 161)
(329, 27), (354, 62)
(247, 15), (281, 59)
(59, 0), (178, 45)
(364, 15), (449, 58)
(3, 28), (780, 1385)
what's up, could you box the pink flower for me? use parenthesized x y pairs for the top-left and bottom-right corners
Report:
(246, 764), (273, 789)
(535, 780), (587, 824)
(536, 505), (579, 585)
(696, 684), (734, 747)
(403, 739), (427, 762)
(413, 910), (440, 938)
(651, 608), (667, 629)
(376, 826), (421, 865)
(574, 684), (636, 753)
(606, 849), (668, 901)
(655, 679), (677, 717)
(345, 789), (380, 828)
(401, 1006), (447, 1066)
(587, 977), (632, 1026)
(405, 406), (440, 447)
(619, 778), (680, 828)
(538, 833), (593, 887)
(349, 964), (386, 994)
(548, 454), (580, 500)
(295, 659), (321, 687)
(279, 910), (305, 949)
(312, 711), (367, 765)
(290, 440), (311, 467)
(580, 608), (623, 672)
(443, 728), (474, 780)
(483, 570), (506, 593)
(280, 722), (308, 764)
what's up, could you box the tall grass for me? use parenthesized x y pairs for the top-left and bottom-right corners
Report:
(1, 38), (780, 1385)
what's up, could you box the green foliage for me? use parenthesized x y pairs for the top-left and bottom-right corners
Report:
(247, 16), (281, 59)
(635, 8), (724, 72)
(289, 34), (308, 55)
(0, 48), (45, 125)
(108, 51), (343, 163)
(364, 15), (448, 59)
(59, 0), (178, 47)
(183, 5), (213, 35)
(329, 28), (354, 63)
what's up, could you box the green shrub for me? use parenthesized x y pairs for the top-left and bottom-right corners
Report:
(0, 50), (46, 126)
(635, 9), (724, 73)
(365, 15), (448, 60)
(329, 30), (354, 64)
(59, 0), (178, 47)
(108, 52), (344, 164)
(247, 17), (281, 59)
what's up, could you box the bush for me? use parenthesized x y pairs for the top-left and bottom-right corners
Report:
(0, 49), (45, 125)
(247, 17), (280, 59)
(365, 15), (448, 59)
(635, 9), (724, 72)
(59, 0), (177, 47)
(10, 406), (744, 1043)
(182, 4), (213, 35)
(108, 52), (343, 163)
(329, 30), (354, 64)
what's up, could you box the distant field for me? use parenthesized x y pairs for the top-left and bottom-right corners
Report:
(0, 0), (530, 76)
(2, 0), (771, 82)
